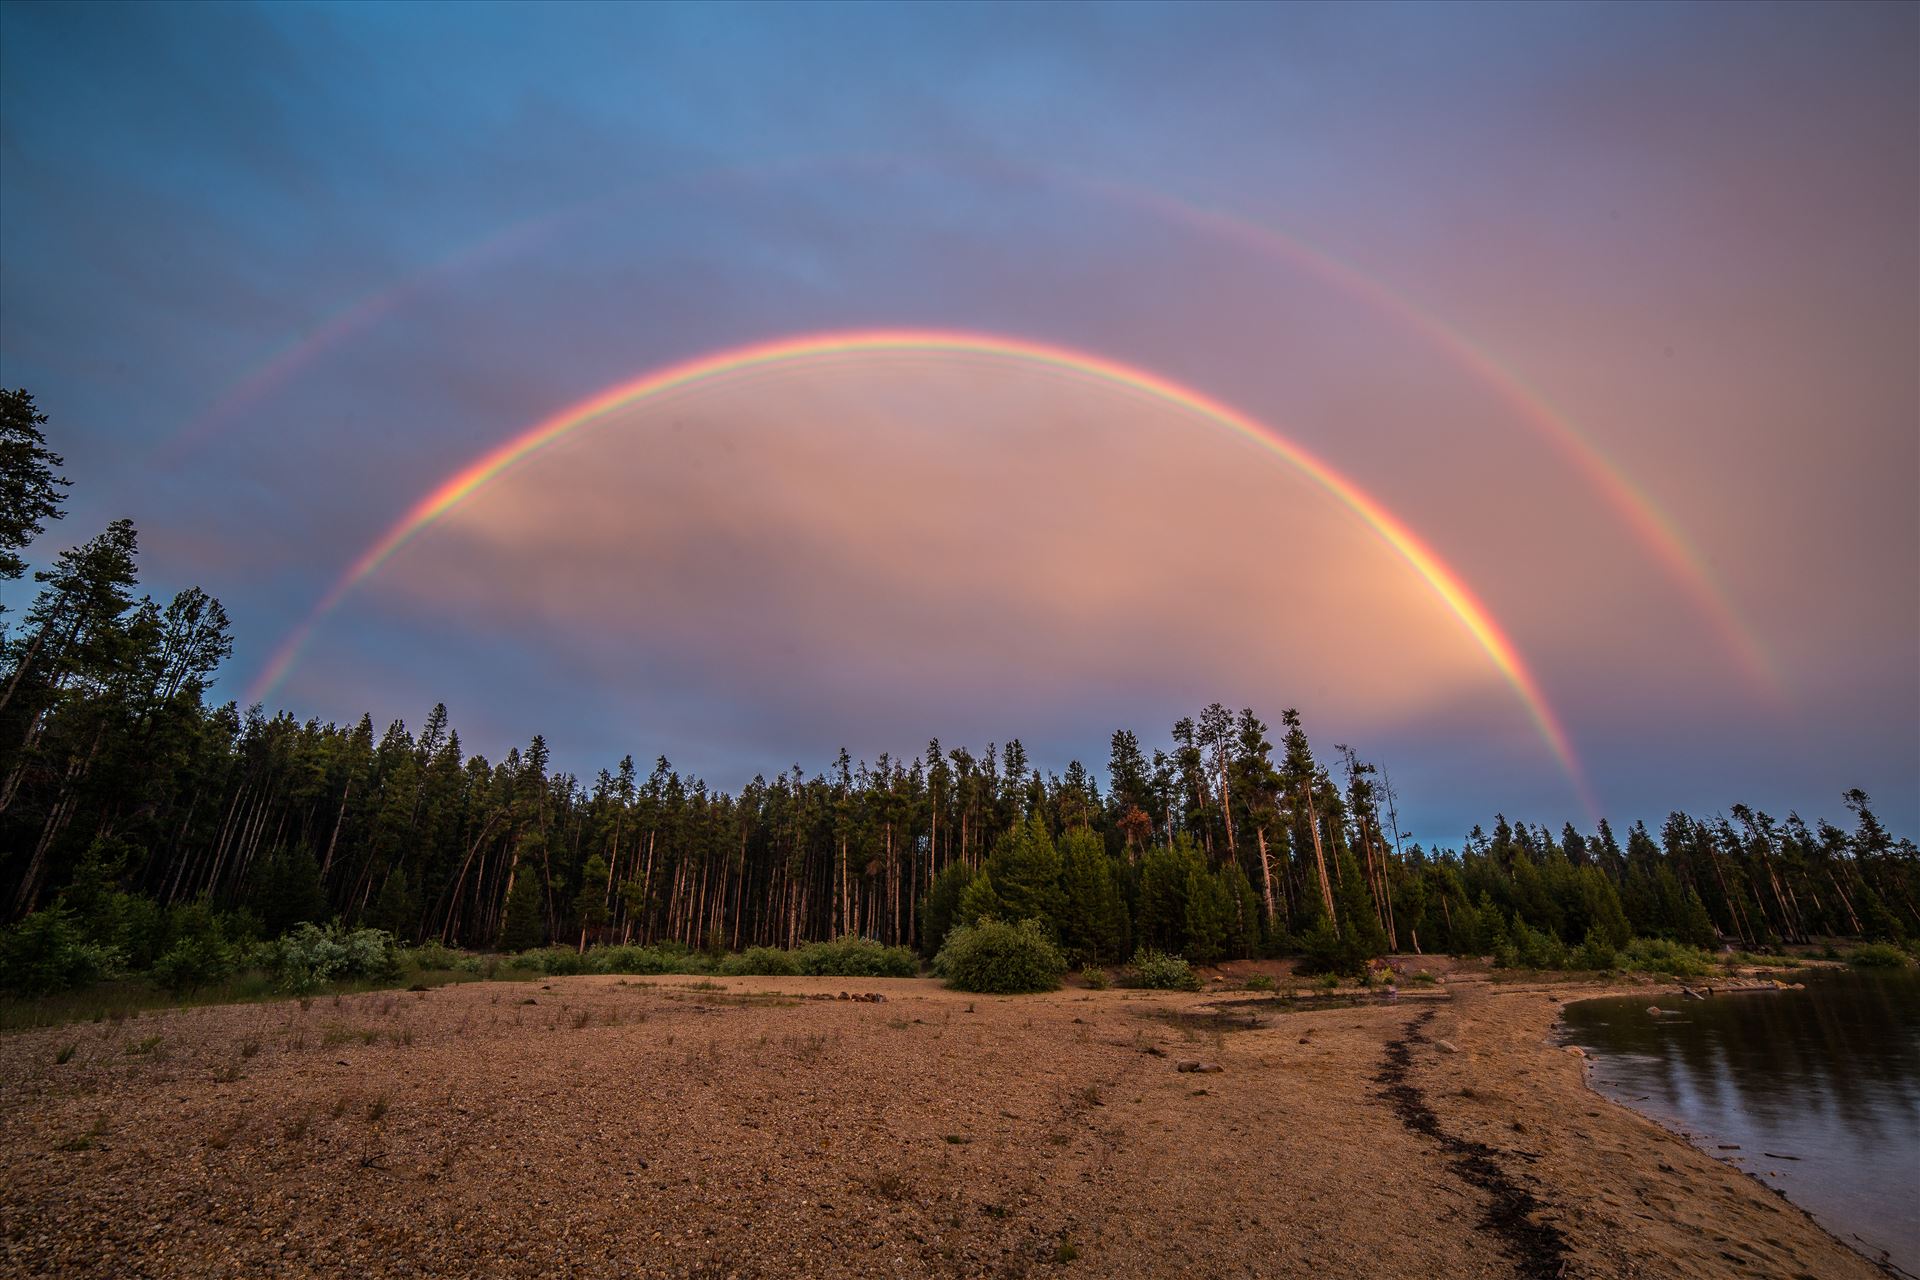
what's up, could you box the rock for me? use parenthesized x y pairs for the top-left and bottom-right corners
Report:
(1647, 1006), (1662, 1017)
(837, 993), (850, 1001)
(1434, 1039), (1458, 1054)
(1564, 1045), (1586, 1057)
(1175, 1061), (1224, 1074)
(870, 993), (887, 1003)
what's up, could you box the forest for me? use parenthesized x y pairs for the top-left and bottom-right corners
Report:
(3, 386), (1916, 994)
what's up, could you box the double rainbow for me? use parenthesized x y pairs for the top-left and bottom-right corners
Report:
(250, 329), (1593, 809)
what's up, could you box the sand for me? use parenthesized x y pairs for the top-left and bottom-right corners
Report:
(0, 966), (1886, 1278)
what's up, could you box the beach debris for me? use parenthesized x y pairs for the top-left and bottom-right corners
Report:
(1679, 986), (1705, 1000)
(1175, 1060), (1224, 1074)
(1433, 1039), (1459, 1053)
(1647, 1005), (1662, 1016)
(1763, 1152), (1802, 1160)
(1717, 1144), (1741, 1150)
(1563, 1045), (1586, 1057)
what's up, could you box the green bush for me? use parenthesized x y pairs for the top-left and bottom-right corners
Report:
(402, 940), (464, 972)
(1848, 942), (1912, 969)
(796, 935), (918, 978)
(719, 946), (801, 976)
(935, 918), (1066, 994)
(1497, 920), (1569, 970)
(0, 908), (121, 995)
(1080, 965), (1110, 990)
(588, 944), (713, 975)
(1619, 937), (1713, 977)
(1128, 948), (1201, 991)
(1572, 928), (1617, 971)
(524, 946), (590, 976)
(151, 934), (234, 993)
(1242, 973), (1275, 992)
(271, 924), (400, 994)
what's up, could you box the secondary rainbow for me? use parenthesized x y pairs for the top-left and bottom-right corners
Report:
(1095, 181), (1777, 691)
(249, 328), (1593, 808)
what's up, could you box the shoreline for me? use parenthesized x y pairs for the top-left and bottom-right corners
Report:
(0, 970), (1893, 1278)
(1554, 975), (1911, 1279)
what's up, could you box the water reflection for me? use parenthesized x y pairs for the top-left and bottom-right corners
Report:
(1563, 970), (1920, 1274)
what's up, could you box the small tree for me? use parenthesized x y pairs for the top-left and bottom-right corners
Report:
(574, 855), (610, 951)
(499, 864), (546, 951)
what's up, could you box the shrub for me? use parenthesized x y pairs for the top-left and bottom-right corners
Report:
(152, 934), (235, 993)
(589, 944), (712, 975)
(271, 924), (400, 994)
(1498, 921), (1569, 970)
(719, 946), (801, 976)
(0, 909), (121, 995)
(935, 918), (1066, 994)
(1080, 965), (1110, 990)
(1572, 929), (1617, 971)
(402, 940), (464, 972)
(524, 946), (590, 976)
(796, 935), (918, 978)
(1848, 942), (1912, 969)
(1128, 948), (1201, 992)
(1618, 937), (1713, 977)
(1242, 973), (1275, 992)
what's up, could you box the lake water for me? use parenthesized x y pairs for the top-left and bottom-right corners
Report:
(1560, 969), (1920, 1276)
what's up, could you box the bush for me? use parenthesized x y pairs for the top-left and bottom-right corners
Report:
(935, 918), (1066, 994)
(152, 934), (235, 993)
(402, 940), (464, 972)
(588, 944), (713, 975)
(1080, 965), (1110, 990)
(1848, 942), (1912, 969)
(1497, 921), (1569, 970)
(1572, 929), (1617, 971)
(524, 946), (590, 976)
(719, 946), (801, 976)
(1619, 937), (1713, 977)
(271, 924), (400, 994)
(796, 935), (918, 978)
(0, 908), (121, 995)
(1242, 973), (1275, 992)
(1128, 948), (1201, 992)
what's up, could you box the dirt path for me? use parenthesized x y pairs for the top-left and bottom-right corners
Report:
(0, 974), (1887, 1278)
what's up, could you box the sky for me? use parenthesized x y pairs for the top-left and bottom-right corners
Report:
(0, 1), (1914, 841)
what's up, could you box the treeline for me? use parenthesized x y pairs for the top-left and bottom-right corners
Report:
(2, 387), (1917, 979)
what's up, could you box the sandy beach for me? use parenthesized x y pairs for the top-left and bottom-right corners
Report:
(0, 969), (1884, 1279)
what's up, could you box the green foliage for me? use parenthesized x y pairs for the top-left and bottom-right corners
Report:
(1571, 928), (1618, 971)
(271, 924), (400, 994)
(522, 946), (590, 976)
(401, 940), (463, 971)
(588, 944), (713, 975)
(251, 849), (328, 937)
(1242, 973), (1275, 992)
(935, 918), (1066, 994)
(1496, 919), (1569, 970)
(498, 865), (546, 952)
(718, 946), (801, 976)
(151, 933), (234, 993)
(1847, 942), (1912, 969)
(369, 868), (416, 940)
(1128, 947), (1201, 991)
(919, 862), (975, 957)
(796, 935), (918, 978)
(981, 815), (1065, 928)
(1080, 965), (1110, 990)
(1057, 828), (1129, 964)
(0, 908), (120, 995)
(1618, 936), (1714, 976)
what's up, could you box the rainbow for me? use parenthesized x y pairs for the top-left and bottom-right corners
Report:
(249, 329), (1594, 810)
(1097, 181), (1778, 691)
(168, 156), (1771, 698)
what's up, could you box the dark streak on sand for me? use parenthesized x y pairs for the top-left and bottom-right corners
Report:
(1377, 1008), (1573, 1279)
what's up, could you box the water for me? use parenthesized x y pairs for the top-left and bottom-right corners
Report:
(1561, 969), (1920, 1276)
